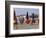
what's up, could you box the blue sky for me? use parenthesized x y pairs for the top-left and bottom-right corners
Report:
(14, 8), (39, 16)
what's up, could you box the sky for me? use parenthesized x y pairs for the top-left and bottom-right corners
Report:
(14, 8), (39, 16)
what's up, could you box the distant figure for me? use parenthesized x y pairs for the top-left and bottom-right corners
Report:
(17, 17), (20, 24)
(19, 16), (24, 24)
(32, 13), (35, 24)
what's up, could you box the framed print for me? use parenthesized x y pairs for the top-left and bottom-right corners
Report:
(5, 1), (45, 37)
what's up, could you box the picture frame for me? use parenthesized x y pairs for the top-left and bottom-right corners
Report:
(5, 1), (45, 37)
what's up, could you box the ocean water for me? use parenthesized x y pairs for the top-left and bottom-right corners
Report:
(14, 24), (39, 29)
